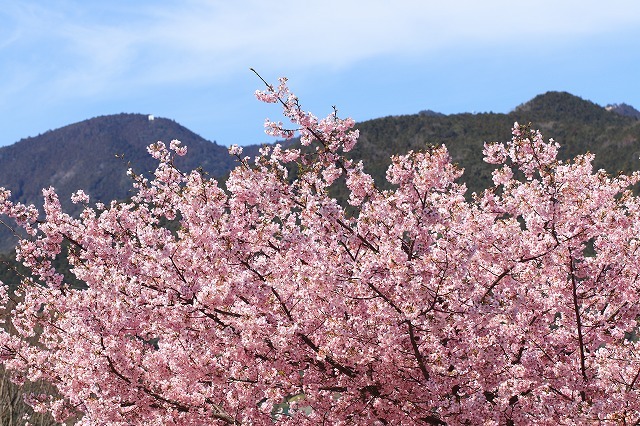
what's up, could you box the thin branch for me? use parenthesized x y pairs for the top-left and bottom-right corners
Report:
(297, 333), (357, 378)
(404, 320), (429, 382)
(569, 248), (588, 398)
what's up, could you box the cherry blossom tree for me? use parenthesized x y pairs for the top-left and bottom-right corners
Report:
(1, 74), (640, 425)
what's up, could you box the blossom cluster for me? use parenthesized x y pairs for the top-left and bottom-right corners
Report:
(0, 78), (640, 425)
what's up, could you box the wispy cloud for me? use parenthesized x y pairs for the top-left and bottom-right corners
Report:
(3, 0), (640, 103)
(1, 0), (640, 147)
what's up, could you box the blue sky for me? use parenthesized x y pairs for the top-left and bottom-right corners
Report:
(1, 0), (639, 148)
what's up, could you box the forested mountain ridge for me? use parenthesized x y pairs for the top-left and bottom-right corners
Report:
(347, 91), (640, 197)
(0, 113), (237, 251)
(0, 113), (235, 208)
(1, 92), (639, 255)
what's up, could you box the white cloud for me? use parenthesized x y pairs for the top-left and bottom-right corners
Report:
(2, 0), (640, 101)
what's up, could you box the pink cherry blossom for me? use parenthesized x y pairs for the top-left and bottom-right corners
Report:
(1, 77), (640, 425)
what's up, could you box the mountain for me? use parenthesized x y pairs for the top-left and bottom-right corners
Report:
(342, 92), (640, 200)
(605, 103), (640, 119)
(0, 113), (237, 251)
(0, 113), (235, 203)
(513, 91), (613, 121)
(1, 93), (640, 254)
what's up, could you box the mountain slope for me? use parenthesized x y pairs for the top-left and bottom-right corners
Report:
(1, 93), (640, 254)
(344, 92), (640, 199)
(0, 113), (237, 251)
(606, 103), (640, 119)
(0, 113), (235, 205)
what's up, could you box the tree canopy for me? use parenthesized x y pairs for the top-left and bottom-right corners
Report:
(1, 76), (640, 425)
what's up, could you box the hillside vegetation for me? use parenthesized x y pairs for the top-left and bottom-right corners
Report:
(347, 91), (640, 197)
(0, 92), (639, 252)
